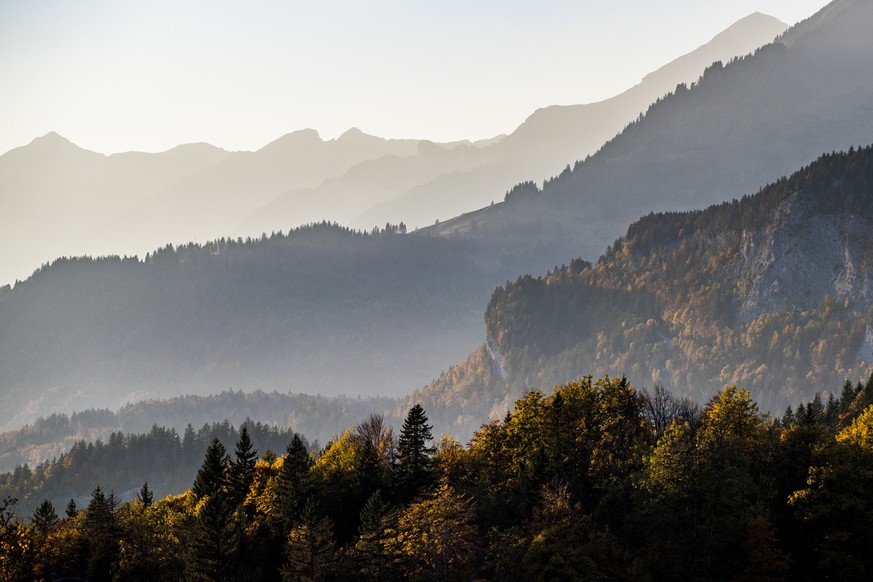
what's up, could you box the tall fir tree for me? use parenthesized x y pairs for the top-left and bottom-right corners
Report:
(65, 498), (78, 518)
(137, 482), (153, 508)
(192, 438), (228, 500)
(278, 433), (312, 529)
(227, 426), (258, 506)
(281, 501), (337, 582)
(84, 486), (119, 582)
(185, 494), (242, 581)
(395, 404), (435, 501)
(31, 499), (59, 536)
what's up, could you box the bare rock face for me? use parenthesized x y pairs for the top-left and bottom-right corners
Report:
(735, 190), (873, 321)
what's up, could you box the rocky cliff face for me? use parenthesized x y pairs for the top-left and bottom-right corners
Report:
(732, 189), (873, 321)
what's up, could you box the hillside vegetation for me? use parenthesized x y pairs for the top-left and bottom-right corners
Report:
(0, 223), (493, 429)
(415, 147), (873, 436)
(5, 376), (873, 580)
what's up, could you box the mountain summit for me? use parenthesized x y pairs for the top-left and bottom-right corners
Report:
(426, 0), (873, 280)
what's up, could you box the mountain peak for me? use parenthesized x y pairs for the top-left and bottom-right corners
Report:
(258, 129), (323, 153)
(31, 131), (76, 148)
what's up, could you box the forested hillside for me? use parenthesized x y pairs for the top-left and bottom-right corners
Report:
(428, 0), (873, 278)
(0, 391), (397, 474)
(415, 146), (873, 436)
(0, 223), (494, 429)
(5, 376), (873, 580)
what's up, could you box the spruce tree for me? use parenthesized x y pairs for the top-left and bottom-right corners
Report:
(228, 426), (258, 506)
(31, 499), (59, 536)
(395, 404), (435, 501)
(281, 501), (337, 582)
(192, 438), (228, 500)
(84, 486), (119, 582)
(137, 481), (154, 508)
(65, 498), (78, 518)
(185, 493), (242, 581)
(278, 433), (312, 529)
(354, 490), (394, 579)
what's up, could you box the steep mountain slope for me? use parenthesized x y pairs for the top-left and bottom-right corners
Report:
(416, 147), (873, 438)
(0, 223), (494, 430)
(352, 13), (786, 231)
(427, 0), (873, 279)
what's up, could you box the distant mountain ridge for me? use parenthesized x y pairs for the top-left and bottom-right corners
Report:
(0, 12), (785, 287)
(414, 146), (873, 439)
(0, 223), (495, 430)
(426, 0), (873, 279)
(348, 12), (787, 230)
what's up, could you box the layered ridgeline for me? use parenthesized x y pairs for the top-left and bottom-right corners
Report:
(259, 13), (787, 233)
(0, 223), (494, 429)
(0, 128), (434, 286)
(417, 147), (873, 436)
(0, 391), (396, 475)
(428, 0), (873, 279)
(0, 13), (785, 287)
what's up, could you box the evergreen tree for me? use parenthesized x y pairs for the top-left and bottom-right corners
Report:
(228, 426), (258, 506)
(281, 501), (337, 582)
(185, 494), (242, 581)
(65, 499), (78, 519)
(354, 490), (395, 579)
(277, 433), (312, 529)
(137, 482), (153, 508)
(84, 486), (119, 582)
(395, 404), (435, 501)
(192, 438), (228, 500)
(31, 499), (59, 536)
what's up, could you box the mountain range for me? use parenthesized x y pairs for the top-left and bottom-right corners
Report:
(415, 146), (873, 438)
(0, 12), (786, 287)
(3, 1), (872, 449)
(428, 0), (873, 278)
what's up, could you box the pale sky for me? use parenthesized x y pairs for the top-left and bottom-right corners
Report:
(0, 0), (831, 155)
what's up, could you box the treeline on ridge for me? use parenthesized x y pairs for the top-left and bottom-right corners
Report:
(482, 146), (873, 412)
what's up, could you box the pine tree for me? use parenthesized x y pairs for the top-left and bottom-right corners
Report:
(84, 486), (119, 582)
(395, 404), (435, 501)
(192, 438), (228, 500)
(185, 494), (242, 581)
(278, 433), (312, 529)
(354, 490), (394, 579)
(228, 426), (258, 506)
(137, 482), (154, 508)
(65, 498), (78, 519)
(31, 499), (59, 536)
(281, 501), (337, 582)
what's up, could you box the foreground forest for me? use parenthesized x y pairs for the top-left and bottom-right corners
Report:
(4, 374), (873, 581)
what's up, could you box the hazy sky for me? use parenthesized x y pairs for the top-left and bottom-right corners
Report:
(0, 0), (831, 155)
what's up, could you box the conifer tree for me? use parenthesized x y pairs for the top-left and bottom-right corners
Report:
(84, 486), (119, 582)
(395, 404), (435, 501)
(185, 494), (242, 581)
(137, 482), (153, 508)
(278, 433), (312, 528)
(65, 498), (78, 518)
(31, 499), (59, 536)
(192, 438), (228, 500)
(354, 490), (394, 579)
(281, 501), (337, 582)
(228, 426), (258, 506)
